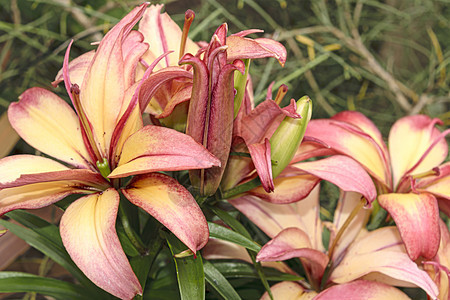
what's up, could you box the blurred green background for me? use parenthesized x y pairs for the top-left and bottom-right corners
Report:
(0, 0), (449, 137)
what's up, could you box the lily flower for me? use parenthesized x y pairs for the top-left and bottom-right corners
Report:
(0, 4), (220, 299)
(221, 86), (377, 205)
(305, 112), (450, 260)
(228, 186), (439, 298)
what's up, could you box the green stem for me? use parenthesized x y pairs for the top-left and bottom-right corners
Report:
(118, 201), (148, 256)
(222, 177), (261, 199)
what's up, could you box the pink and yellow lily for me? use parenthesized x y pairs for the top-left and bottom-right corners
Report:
(229, 186), (439, 298)
(305, 111), (450, 261)
(0, 4), (220, 299)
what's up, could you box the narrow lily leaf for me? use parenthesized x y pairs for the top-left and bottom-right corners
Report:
(378, 192), (440, 260)
(8, 88), (92, 169)
(60, 189), (142, 299)
(315, 280), (410, 300)
(0, 272), (94, 300)
(203, 259), (242, 300)
(110, 125), (220, 178)
(122, 173), (209, 253)
(165, 232), (205, 300)
(208, 206), (252, 239)
(0, 218), (103, 295)
(211, 262), (303, 281)
(6, 210), (62, 246)
(208, 222), (261, 252)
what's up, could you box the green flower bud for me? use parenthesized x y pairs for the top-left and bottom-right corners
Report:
(270, 96), (312, 178)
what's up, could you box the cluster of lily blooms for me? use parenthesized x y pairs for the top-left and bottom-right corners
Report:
(0, 3), (449, 299)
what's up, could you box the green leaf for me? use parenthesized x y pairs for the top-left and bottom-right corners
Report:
(0, 271), (94, 300)
(203, 259), (241, 300)
(208, 206), (251, 239)
(165, 233), (205, 300)
(6, 210), (62, 246)
(208, 222), (261, 252)
(211, 262), (304, 281)
(0, 217), (108, 298)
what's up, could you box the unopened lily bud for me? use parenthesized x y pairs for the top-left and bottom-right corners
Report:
(270, 96), (312, 178)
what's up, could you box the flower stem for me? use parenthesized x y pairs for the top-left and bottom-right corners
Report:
(222, 177), (261, 199)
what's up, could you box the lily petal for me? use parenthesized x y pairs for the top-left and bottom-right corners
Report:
(416, 162), (450, 200)
(248, 139), (274, 192)
(109, 125), (220, 178)
(306, 119), (390, 187)
(230, 186), (324, 251)
(330, 227), (439, 298)
(261, 282), (315, 300)
(315, 280), (410, 300)
(60, 189), (141, 299)
(293, 155), (377, 204)
(256, 227), (329, 284)
(330, 191), (371, 263)
(52, 50), (95, 87)
(122, 173), (209, 252)
(249, 168), (320, 204)
(79, 3), (148, 158)
(227, 35), (287, 66)
(138, 4), (199, 71)
(378, 192), (440, 260)
(8, 88), (92, 169)
(389, 115), (448, 188)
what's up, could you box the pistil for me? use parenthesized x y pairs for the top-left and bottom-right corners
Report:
(179, 9), (195, 60)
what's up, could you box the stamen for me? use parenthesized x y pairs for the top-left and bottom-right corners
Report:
(411, 168), (440, 180)
(71, 84), (103, 162)
(274, 84), (288, 105)
(179, 9), (195, 60)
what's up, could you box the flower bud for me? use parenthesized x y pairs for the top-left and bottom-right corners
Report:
(270, 96), (312, 178)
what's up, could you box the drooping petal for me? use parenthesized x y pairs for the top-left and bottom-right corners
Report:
(122, 173), (209, 252)
(248, 139), (274, 192)
(230, 186), (324, 251)
(226, 35), (287, 66)
(330, 227), (439, 298)
(8, 88), (92, 169)
(256, 227), (329, 284)
(109, 125), (220, 178)
(122, 30), (149, 89)
(0, 155), (105, 215)
(389, 115), (448, 188)
(249, 167), (320, 204)
(315, 280), (410, 300)
(378, 192), (440, 260)
(292, 155), (377, 204)
(306, 118), (390, 187)
(261, 282), (316, 300)
(60, 189), (141, 299)
(80, 3), (148, 159)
